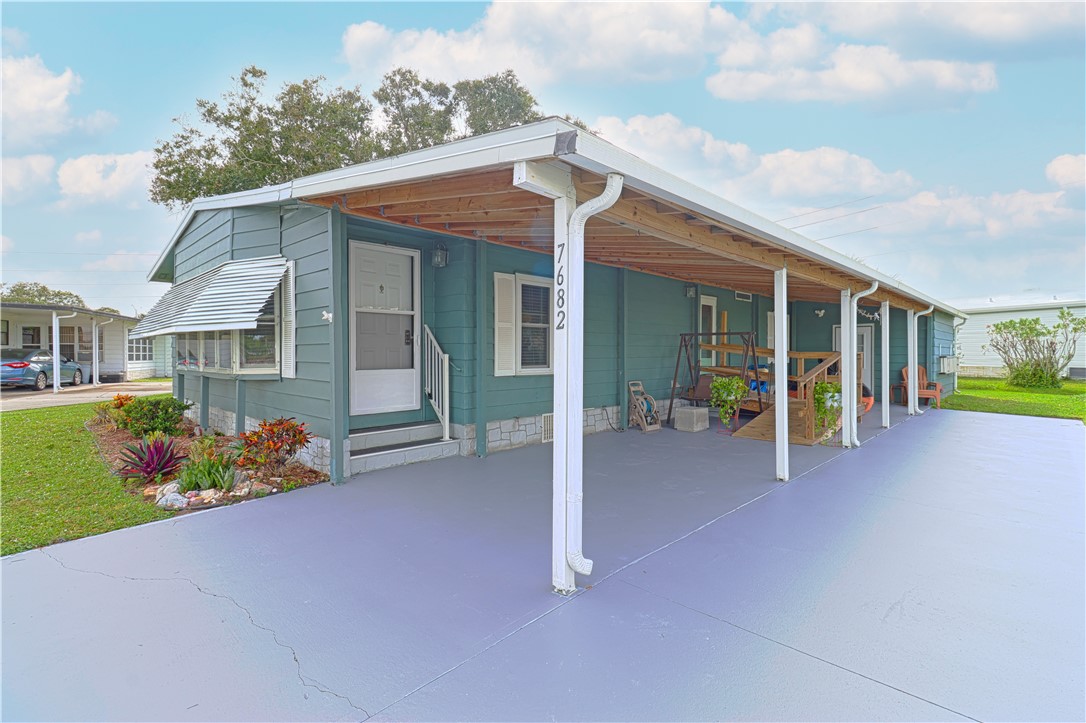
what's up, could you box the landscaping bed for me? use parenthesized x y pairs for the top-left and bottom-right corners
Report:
(86, 393), (327, 512)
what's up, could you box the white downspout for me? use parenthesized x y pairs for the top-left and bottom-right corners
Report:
(952, 316), (967, 393)
(912, 305), (935, 413)
(563, 172), (624, 578)
(907, 309), (917, 414)
(51, 310), (78, 393)
(95, 317), (114, 385)
(849, 281), (878, 447)
(880, 301), (891, 428)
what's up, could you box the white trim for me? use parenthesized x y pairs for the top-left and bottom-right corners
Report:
(699, 295), (717, 367)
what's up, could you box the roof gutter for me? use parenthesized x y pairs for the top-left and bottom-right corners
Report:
(556, 128), (965, 319)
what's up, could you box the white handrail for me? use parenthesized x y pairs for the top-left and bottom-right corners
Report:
(423, 325), (450, 441)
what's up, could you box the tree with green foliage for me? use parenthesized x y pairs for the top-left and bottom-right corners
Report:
(150, 66), (553, 210)
(985, 308), (1086, 388)
(0, 282), (86, 308)
(454, 70), (543, 136)
(151, 66), (379, 210)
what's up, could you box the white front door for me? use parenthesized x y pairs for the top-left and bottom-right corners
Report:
(349, 242), (421, 415)
(834, 323), (875, 391)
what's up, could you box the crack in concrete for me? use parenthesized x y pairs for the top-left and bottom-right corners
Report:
(38, 549), (371, 720)
(619, 578), (980, 723)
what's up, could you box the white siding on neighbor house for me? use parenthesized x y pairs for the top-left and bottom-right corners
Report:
(0, 310), (128, 379)
(958, 302), (1086, 377)
(126, 330), (174, 379)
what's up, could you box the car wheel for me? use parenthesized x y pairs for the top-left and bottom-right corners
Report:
(72, 369), (83, 386)
(34, 372), (47, 391)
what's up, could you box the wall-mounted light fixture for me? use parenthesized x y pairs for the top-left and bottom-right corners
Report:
(432, 242), (448, 268)
(684, 283), (697, 298)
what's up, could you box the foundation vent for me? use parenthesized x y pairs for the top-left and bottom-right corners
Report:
(541, 413), (554, 443)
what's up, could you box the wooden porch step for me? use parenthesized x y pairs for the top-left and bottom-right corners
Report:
(731, 399), (832, 446)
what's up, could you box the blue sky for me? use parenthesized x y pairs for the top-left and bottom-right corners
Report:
(2, 1), (1084, 315)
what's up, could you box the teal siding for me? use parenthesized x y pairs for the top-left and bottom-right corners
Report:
(231, 207), (280, 260)
(173, 209), (232, 282)
(931, 311), (956, 391)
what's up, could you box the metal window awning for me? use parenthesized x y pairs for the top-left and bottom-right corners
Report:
(131, 256), (289, 338)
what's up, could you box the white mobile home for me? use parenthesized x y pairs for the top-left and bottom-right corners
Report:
(957, 299), (1086, 379)
(0, 303), (172, 382)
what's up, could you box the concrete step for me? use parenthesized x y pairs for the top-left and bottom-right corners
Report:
(349, 422), (444, 452)
(349, 438), (461, 475)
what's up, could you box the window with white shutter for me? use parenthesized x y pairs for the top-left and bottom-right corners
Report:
(280, 261), (296, 378)
(494, 272), (554, 377)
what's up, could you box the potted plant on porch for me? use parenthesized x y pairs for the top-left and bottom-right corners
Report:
(709, 375), (748, 433)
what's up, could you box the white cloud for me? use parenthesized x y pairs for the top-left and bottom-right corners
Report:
(1, 234), (13, 253)
(1046, 154), (1086, 189)
(1, 54), (116, 150)
(74, 229), (103, 244)
(2, 27), (28, 52)
(81, 251), (149, 272)
(732, 146), (917, 199)
(707, 26), (997, 104)
(2, 154), (56, 200)
(342, 2), (739, 87)
(56, 150), (154, 206)
(778, 3), (1086, 55)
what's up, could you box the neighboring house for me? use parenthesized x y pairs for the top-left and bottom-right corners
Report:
(957, 298), (1086, 379)
(0, 303), (172, 382)
(136, 117), (962, 481)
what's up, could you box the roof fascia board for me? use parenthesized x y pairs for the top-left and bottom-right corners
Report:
(146, 183), (293, 282)
(561, 128), (964, 318)
(289, 120), (567, 199)
(961, 300), (1086, 314)
(0, 302), (138, 322)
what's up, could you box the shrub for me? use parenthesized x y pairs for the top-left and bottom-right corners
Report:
(236, 417), (312, 476)
(813, 381), (843, 434)
(177, 455), (236, 493)
(120, 396), (191, 437)
(187, 435), (217, 462)
(709, 375), (748, 427)
(111, 393), (135, 409)
(119, 435), (184, 485)
(986, 309), (1086, 388)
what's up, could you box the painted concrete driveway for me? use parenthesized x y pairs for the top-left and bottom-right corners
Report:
(2, 410), (1083, 721)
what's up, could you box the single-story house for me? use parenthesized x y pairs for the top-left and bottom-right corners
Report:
(1, 303), (172, 385)
(957, 298), (1086, 379)
(134, 118), (963, 592)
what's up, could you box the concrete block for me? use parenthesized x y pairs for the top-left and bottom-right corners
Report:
(674, 406), (709, 433)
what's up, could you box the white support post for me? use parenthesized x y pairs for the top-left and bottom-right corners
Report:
(51, 312), (60, 393)
(95, 317), (114, 385)
(774, 268), (789, 481)
(552, 189), (577, 594)
(850, 282), (878, 447)
(913, 305), (934, 414)
(907, 309), (917, 415)
(839, 289), (853, 447)
(92, 319), (100, 386)
(880, 301), (890, 428)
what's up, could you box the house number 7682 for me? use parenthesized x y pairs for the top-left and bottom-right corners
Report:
(555, 242), (566, 331)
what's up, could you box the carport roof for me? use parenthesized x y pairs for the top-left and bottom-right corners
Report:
(148, 118), (963, 315)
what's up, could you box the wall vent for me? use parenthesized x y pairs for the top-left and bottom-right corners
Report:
(735, 291), (753, 302)
(541, 413), (554, 443)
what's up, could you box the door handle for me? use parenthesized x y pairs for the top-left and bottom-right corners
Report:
(404, 329), (413, 346)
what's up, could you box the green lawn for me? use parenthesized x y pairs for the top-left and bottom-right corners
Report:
(943, 377), (1086, 424)
(132, 376), (173, 383)
(1, 402), (169, 556)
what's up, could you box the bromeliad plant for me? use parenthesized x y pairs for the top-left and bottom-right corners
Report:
(709, 375), (748, 429)
(118, 434), (184, 485)
(813, 380), (843, 435)
(235, 417), (312, 477)
(177, 454), (236, 493)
